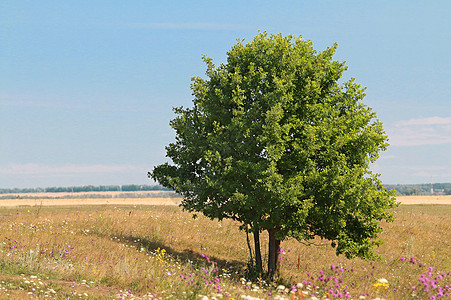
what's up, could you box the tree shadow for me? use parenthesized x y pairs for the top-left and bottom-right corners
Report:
(94, 231), (246, 275)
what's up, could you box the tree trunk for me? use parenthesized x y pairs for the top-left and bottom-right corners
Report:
(253, 229), (262, 273)
(268, 228), (281, 279)
(245, 225), (253, 266)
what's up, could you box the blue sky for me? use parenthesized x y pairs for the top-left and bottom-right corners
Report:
(1, 1), (450, 188)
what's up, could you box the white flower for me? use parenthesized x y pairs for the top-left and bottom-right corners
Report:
(377, 278), (388, 284)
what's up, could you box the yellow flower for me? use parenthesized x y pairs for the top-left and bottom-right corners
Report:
(373, 278), (389, 289)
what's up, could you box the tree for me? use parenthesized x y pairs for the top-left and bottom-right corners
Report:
(150, 32), (397, 279)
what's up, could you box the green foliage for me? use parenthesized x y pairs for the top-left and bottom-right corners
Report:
(151, 32), (397, 267)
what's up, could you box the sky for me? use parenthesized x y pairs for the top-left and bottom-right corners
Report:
(1, 1), (450, 188)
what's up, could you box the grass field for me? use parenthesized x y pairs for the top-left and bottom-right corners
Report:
(0, 202), (449, 299)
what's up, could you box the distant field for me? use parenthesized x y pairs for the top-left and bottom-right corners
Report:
(0, 194), (450, 207)
(0, 197), (182, 207)
(0, 190), (176, 199)
(395, 195), (451, 204)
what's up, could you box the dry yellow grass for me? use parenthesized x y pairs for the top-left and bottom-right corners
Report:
(0, 197), (181, 207)
(1, 194), (450, 208)
(395, 195), (451, 205)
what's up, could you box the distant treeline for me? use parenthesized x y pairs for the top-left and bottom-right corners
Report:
(0, 184), (172, 194)
(2, 183), (451, 196)
(385, 183), (451, 196)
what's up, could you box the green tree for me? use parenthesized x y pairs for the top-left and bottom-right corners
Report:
(150, 32), (397, 278)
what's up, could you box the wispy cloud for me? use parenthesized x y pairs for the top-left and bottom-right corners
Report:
(0, 98), (87, 110)
(0, 93), (98, 110)
(0, 94), (145, 113)
(397, 116), (451, 126)
(388, 116), (451, 146)
(379, 154), (396, 160)
(0, 163), (144, 175)
(123, 22), (250, 31)
(407, 166), (451, 179)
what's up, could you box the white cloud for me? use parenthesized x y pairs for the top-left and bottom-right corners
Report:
(379, 154), (396, 160)
(0, 163), (154, 188)
(408, 166), (451, 179)
(0, 163), (143, 175)
(397, 116), (451, 126)
(388, 116), (451, 146)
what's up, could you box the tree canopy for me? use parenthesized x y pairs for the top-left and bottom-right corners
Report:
(150, 32), (397, 278)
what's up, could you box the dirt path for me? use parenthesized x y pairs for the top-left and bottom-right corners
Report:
(1, 195), (451, 207)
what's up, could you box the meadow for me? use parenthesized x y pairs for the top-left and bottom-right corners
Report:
(0, 201), (449, 299)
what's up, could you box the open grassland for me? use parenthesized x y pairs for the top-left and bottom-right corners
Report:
(0, 204), (449, 299)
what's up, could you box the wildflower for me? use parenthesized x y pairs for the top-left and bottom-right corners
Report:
(373, 278), (389, 290)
